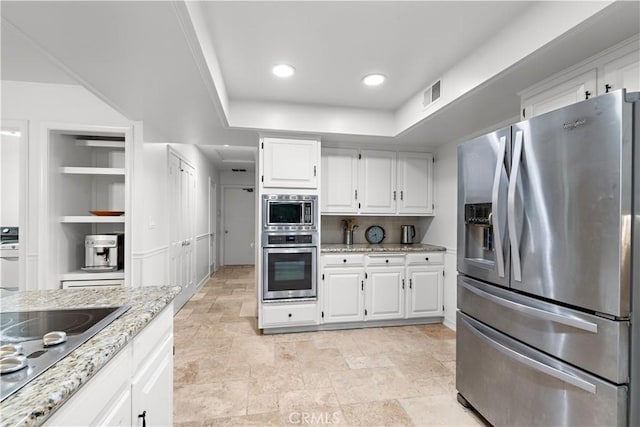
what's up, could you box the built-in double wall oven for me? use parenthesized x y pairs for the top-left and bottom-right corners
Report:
(262, 195), (318, 301)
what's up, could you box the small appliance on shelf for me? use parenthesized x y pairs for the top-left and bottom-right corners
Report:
(82, 234), (124, 272)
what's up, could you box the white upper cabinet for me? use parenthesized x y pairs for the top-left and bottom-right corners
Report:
(261, 137), (319, 189)
(321, 146), (435, 215)
(397, 152), (434, 215)
(520, 35), (639, 120)
(321, 148), (359, 213)
(359, 150), (397, 214)
(522, 70), (597, 119)
(602, 49), (640, 94)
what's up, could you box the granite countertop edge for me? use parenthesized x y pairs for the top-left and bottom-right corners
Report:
(320, 243), (447, 253)
(0, 285), (181, 427)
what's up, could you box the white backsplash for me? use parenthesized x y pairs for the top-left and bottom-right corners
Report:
(321, 215), (431, 244)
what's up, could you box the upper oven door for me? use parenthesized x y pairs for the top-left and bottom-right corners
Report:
(263, 247), (317, 300)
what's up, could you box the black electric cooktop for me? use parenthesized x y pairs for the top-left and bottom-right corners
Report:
(0, 306), (130, 401)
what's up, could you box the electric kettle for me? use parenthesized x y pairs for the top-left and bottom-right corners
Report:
(401, 225), (416, 244)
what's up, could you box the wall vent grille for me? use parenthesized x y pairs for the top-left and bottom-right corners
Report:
(423, 79), (442, 108)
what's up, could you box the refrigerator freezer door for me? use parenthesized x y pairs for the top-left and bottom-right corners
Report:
(458, 275), (629, 384)
(457, 312), (628, 427)
(457, 127), (510, 288)
(509, 90), (633, 317)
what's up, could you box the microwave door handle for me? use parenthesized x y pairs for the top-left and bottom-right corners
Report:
(491, 135), (507, 278)
(508, 130), (523, 282)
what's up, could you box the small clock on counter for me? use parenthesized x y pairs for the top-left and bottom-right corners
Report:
(364, 225), (385, 244)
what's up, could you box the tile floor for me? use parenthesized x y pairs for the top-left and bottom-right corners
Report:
(173, 266), (487, 427)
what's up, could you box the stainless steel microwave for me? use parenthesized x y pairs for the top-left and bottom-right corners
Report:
(262, 195), (317, 231)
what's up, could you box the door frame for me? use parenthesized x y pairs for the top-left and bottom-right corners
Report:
(221, 184), (256, 266)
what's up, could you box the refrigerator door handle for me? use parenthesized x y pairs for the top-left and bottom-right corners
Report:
(508, 130), (523, 281)
(491, 135), (507, 278)
(461, 315), (597, 394)
(461, 280), (598, 333)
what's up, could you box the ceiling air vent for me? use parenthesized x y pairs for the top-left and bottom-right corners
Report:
(422, 79), (442, 109)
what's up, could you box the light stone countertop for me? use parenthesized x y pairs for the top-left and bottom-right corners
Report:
(0, 285), (180, 427)
(321, 243), (447, 253)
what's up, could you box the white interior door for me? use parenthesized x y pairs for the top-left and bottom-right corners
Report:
(223, 187), (255, 265)
(168, 153), (181, 287)
(181, 162), (196, 290)
(168, 154), (196, 293)
(209, 178), (217, 275)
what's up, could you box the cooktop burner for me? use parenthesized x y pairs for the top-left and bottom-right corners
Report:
(0, 307), (121, 343)
(0, 306), (130, 402)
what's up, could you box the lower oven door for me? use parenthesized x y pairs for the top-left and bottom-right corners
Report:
(263, 247), (317, 300)
(456, 312), (628, 426)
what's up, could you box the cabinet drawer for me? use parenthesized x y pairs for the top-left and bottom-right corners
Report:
(406, 252), (444, 265)
(263, 303), (318, 326)
(132, 305), (173, 371)
(323, 254), (365, 267)
(366, 254), (405, 266)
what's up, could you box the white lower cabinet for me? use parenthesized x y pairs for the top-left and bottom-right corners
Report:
(366, 266), (405, 321)
(45, 305), (173, 427)
(262, 302), (318, 327)
(320, 252), (444, 326)
(406, 266), (444, 318)
(131, 335), (173, 427)
(322, 267), (365, 323)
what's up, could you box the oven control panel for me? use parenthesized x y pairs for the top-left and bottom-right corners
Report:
(262, 232), (318, 247)
(266, 234), (313, 245)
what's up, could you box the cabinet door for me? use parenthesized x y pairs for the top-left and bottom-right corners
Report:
(359, 150), (396, 214)
(97, 387), (132, 427)
(323, 268), (364, 323)
(397, 152), (433, 214)
(366, 267), (404, 320)
(321, 148), (359, 213)
(132, 335), (173, 427)
(522, 69), (597, 119)
(406, 266), (443, 318)
(262, 138), (319, 189)
(602, 49), (640, 94)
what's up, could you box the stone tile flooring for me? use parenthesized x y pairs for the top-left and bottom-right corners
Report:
(173, 266), (487, 427)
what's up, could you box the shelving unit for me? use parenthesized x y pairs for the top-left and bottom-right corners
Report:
(60, 216), (125, 223)
(46, 127), (131, 289)
(60, 167), (125, 175)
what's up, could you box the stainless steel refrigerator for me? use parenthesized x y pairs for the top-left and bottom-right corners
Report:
(456, 90), (639, 426)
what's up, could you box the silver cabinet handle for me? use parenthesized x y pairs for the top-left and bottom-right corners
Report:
(461, 280), (598, 333)
(461, 316), (596, 394)
(508, 130), (523, 281)
(491, 135), (507, 278)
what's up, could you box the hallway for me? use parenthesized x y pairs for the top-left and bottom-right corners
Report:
(173, 266), (484, 426)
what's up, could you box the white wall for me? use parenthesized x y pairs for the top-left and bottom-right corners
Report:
(220, 170), (255, 186)
(423, 117), (516, 330)
(1, 80), (130, 290)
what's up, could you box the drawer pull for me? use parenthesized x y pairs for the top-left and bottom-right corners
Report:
(462, 316), (597, 394)
(343, 259), (347, 263)
(425, 257), (429, 261)
(288, 313), (292, 318)
(461, 281), (598, 333)
(385, 259), (389, 263)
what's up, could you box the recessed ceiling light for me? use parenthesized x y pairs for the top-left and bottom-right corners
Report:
(223, 144), (230, 147)
(363, 74), (386, 86)
(272, 64), (295, 78)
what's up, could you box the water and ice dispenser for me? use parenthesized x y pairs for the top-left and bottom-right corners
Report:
(464, 203), (495, 262)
